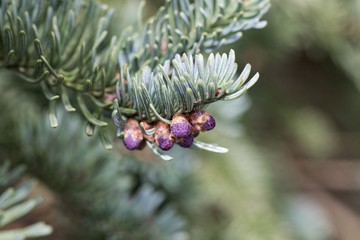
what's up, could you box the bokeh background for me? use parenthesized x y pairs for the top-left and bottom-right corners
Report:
(2, 0), (360, 239)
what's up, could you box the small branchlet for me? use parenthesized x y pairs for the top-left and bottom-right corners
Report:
(112, 50), (259, 159)
(120, 0), (271, 72)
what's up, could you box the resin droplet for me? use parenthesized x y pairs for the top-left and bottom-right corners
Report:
(123, 119), (143, 150)
(190, 110), (216, 132)
(170, 114), (191, 138)
(176, 134), (194, 148)
(155, 122), (174, 151)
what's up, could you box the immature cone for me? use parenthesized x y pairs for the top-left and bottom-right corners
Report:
(170, 114), (191, 138)
(123, 119), (144, 150)
(155, 122), (174, 151)
(190, 110), (216, 132)
(176, 134), (194, 148)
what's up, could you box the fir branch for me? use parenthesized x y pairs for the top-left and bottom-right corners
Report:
(0, 0), (270, 156)
(0, 0), (118, 130)
(113, 50), (258, 158)
(120, 0), (270, 72)
(114, 49), (258, 121)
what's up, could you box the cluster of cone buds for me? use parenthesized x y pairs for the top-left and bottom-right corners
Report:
(122, 110), (216, 151)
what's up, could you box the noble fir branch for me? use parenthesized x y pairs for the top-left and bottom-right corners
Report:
(0, 0), (270, 158)
(120, 0), (270, 71)
(0, 162), (53, 240)
(112, 50), (258, 159)
(0, 0), (118, 128)
(115, 50), (258, 121)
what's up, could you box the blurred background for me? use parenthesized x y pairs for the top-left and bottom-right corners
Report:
(2, 0), (360, 239)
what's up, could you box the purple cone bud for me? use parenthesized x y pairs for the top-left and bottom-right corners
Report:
(202, 114), (216, 131)
(157, 136), (174, 151)
(155, 122), (174, 151)
(123, 119), (143, 150)
(176, 134), (194, 148)
(170, 114), (191, 138)
(190, 110), (216, 132)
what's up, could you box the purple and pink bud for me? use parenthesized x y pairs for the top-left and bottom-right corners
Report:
(123, 119), (144, 150)
(190, 110), (216, 132)
(176, 133), (194, 148)
(155, 122), (174, 151)
(170, 114), (191, 138)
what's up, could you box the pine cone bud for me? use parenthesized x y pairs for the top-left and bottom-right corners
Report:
(176, 134), (194, 148)
(190, 110), (216, 132)
(170, 114), (191, 138)
(155, 122), (174, 151)
(123, 119), (143, 150)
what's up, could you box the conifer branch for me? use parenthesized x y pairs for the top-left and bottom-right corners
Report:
(0, 0), (117, 130)
(114, 49), (258, 122)
(0, 0), (270, 157)
(120, 0), (270, 71)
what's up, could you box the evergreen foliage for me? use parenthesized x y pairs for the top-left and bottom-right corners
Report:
(0, 0), (271, 239)
(0, 0), (269, 157)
